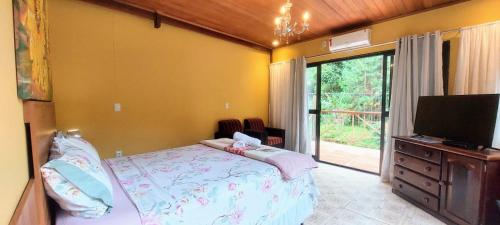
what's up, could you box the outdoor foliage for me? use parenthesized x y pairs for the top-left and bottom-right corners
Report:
(320, 56), (383, 112)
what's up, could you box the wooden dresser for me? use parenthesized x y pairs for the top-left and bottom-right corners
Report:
(392, 136), (500, 225)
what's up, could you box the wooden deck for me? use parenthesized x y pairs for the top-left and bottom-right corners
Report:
(315, 141), (380, 173)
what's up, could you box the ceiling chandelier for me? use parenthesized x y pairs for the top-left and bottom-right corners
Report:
(273, 0), (310, 46)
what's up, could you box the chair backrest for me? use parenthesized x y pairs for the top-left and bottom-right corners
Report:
(244, 118), (265, 132)
(218, 119), (243, 135)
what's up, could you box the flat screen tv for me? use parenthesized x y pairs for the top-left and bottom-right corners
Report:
(413, 94), (500, 149)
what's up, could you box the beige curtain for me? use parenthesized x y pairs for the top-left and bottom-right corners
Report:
(454, 22), (500, 95)
(381, 32), (444, 183)
(269, 61), (292, 146)
(269, 57), (310, 154)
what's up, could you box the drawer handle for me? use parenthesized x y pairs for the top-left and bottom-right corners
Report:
(424, 197), (430, 204)
(398, 157), (405, 163)
(398, 184), (403, 189)
(398, 170), (404, 175)
(424, 166), (432, 172)
(424, 151), (432, 157)
(398, 144), (404, 150)
(424, 181), (432, 187)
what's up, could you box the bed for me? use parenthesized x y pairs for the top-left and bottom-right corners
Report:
(11, 101), (318, 225)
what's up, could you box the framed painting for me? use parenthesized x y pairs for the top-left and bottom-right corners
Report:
(13, 0), (52, 101)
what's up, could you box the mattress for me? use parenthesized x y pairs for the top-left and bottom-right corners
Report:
(56, 144), (318, 225)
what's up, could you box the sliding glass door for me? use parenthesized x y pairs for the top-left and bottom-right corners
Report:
(306, 51), (394, 174)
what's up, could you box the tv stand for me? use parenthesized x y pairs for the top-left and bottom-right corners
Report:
(442, 140), (479, 150)
(392, 136), (500, 225)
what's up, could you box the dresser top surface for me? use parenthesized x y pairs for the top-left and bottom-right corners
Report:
(394, 136), (500, 161)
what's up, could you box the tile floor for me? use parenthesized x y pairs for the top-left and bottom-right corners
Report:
(305, 163), (445, 225)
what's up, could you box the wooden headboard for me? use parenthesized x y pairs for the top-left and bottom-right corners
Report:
(9, 101), (56, 225)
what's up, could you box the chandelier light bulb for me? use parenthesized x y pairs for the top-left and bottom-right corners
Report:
(274, 17), (282, 26)
(303, 11), (310, 21)
(280, 6), (286, 15)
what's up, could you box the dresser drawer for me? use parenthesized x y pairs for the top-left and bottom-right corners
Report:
(394, 152), (441, 180)
(394, 165), (440, 196)
(393, 178), (439, 212)
(395, 140), (442, 164)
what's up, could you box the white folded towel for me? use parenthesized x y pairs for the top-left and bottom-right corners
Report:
(233, 132), (261, 147)
(232, 141), (246, 148)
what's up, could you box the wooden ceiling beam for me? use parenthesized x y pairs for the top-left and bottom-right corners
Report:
(153, 11), (161, 29)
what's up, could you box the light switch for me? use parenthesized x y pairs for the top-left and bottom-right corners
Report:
(114, 103), (121, 112)
(225, 102), (230, 110)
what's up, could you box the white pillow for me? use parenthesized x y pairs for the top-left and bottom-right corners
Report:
(44, 134), (112, 218)
(49, 134), (100, 163)
(42, 149), (113, 218)
(62, 136), (101, 162)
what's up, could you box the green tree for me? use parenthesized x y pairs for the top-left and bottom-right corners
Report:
(320, 55), (383, 112)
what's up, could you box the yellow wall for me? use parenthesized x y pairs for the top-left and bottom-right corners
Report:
(0, 0), (29, 224)
(49, 0), (270, 158)
(272, 0), (500, 93)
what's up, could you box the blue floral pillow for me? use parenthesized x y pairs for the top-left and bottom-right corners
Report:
(42, 144), (113, 218)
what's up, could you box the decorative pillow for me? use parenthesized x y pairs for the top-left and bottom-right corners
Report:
(50, 134), (100, 163)
(42, 148), (113, 218)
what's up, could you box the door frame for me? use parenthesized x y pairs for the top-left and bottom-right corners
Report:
(307, 49), (395, 175)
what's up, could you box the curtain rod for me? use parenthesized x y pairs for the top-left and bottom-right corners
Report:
(304, 19), (500, 60)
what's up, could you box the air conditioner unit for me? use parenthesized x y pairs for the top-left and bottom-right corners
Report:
(328, 29), (371, 52)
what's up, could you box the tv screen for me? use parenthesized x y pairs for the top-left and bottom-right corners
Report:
(413, 94), (500, 147)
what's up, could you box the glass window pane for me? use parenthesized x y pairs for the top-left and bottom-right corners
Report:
(319, 55), (384, 173)
(306, 67), (317, 110)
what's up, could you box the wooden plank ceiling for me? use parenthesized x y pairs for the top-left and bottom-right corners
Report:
(109, 0), (464, 49)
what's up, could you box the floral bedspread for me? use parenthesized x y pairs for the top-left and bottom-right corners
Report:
(106, 144), (318, 225)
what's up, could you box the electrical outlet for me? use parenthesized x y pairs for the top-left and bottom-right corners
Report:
(116, 149), (123, 158)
